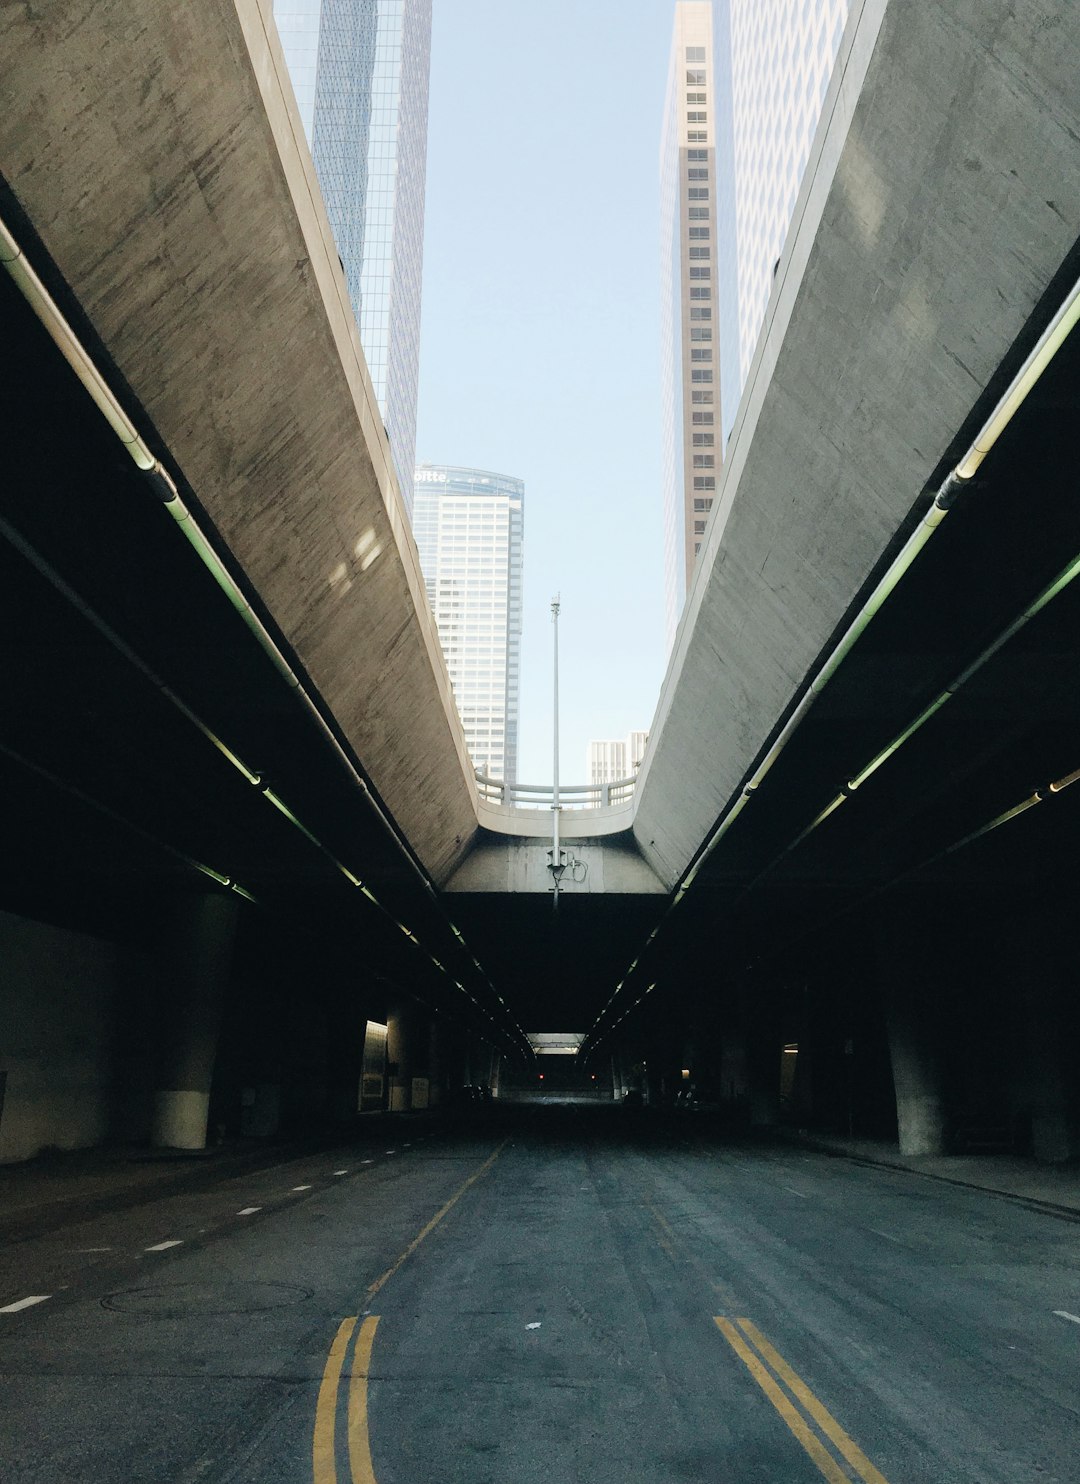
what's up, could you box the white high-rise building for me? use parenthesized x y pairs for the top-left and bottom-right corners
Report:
(413, 466), (525, 783)
(273, 0), (431, 510)
(660, 1), (721, 646)
(661, 0), (849, 650)
(587, 732), (649, 786)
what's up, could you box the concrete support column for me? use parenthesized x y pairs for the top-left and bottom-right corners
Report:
(790, 1040), (816, 1126)
(426, 1020), (443, 1109)
(887, 1006), (945, 1156)
(1027, 995), (1075, 1164)
(386, 1002), (414, 1112)
(463, 1033), (496, 1093)
(718, 1030), (748, 1111)
(151, 894), (239, 1150)
(327, 997), (367, 1122)
(878, 919), (946, 1157)
(1006, 914), (1078, 1164)
(745, 988), (782, 1129)
(440, 1025), (468, 1100)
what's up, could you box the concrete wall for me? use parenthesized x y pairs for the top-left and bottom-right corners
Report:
(635, 0), (1080, 884)
(0, 911), (118, 1163)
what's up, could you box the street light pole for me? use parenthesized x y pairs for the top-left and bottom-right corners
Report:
(549, 594), (565, 911)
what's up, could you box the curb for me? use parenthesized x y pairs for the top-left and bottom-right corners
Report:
(783, 1132), (1080, 1223)
(0, 1113), (444, 1242)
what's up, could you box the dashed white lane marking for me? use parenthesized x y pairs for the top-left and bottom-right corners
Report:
(333, 1169), (349, 1176)
(1, 1295), (51, 1313)
(291, 1185), (312, 1192)
(75, 1247), (113, 1253)
(145, 1240), (184, 1252)
(782, 1186), (808, 1198)
(1053, 1310), (1080, 1326)
(361, 1159), (374, 1165)
(384, 1150), (396, 1155)
(237, 1207), (261, 1216)
(871, 1228), (903, 1244)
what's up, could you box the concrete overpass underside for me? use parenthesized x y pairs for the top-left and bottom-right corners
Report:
(0, 0), (478, 887)
(2, 0), (1080, 1160)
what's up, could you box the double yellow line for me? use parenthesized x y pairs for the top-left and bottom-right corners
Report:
(715, 1317), (890, 1484)
(313, 1142), (507, 1484)
(313, 1314), (380, 1484)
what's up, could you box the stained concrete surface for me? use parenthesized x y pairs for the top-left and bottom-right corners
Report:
(1, 1109), (1078, 1482)
(0, 0), (477, 884)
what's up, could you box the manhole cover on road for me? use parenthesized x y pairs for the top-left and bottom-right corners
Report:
(102, 1281), (313, 1317)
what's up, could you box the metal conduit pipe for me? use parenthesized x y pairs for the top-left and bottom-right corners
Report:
(1, 211), (530, 1058)
(736, 760), (1080, 990)
(0, 738), (258, 903)
(0, 218), (156, 471)
(581, 270), (1080, 1060)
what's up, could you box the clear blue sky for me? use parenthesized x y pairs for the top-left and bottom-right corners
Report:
(416, 0), (673, 785)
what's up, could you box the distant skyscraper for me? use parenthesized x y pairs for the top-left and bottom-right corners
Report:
(273, 0), (431, 510)
(413, 466), (525, 783)
(586, 732), (648, 786)
(660, 2), (721, 645)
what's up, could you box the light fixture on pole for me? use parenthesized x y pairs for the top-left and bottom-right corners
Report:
(547, 594), (566, 910)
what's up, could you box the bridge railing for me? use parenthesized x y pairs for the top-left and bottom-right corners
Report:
(475, 773), (638, 811)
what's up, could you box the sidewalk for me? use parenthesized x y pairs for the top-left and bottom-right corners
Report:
(0, 1113), (433, 1240)
(784, 1130), (1080, 1218)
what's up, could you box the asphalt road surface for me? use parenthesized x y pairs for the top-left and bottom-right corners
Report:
(1, 1107), (1078, 1482)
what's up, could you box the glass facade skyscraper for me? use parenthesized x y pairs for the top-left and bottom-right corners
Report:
(413, 466), (525, 784)
(273, 0), (431, 511)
